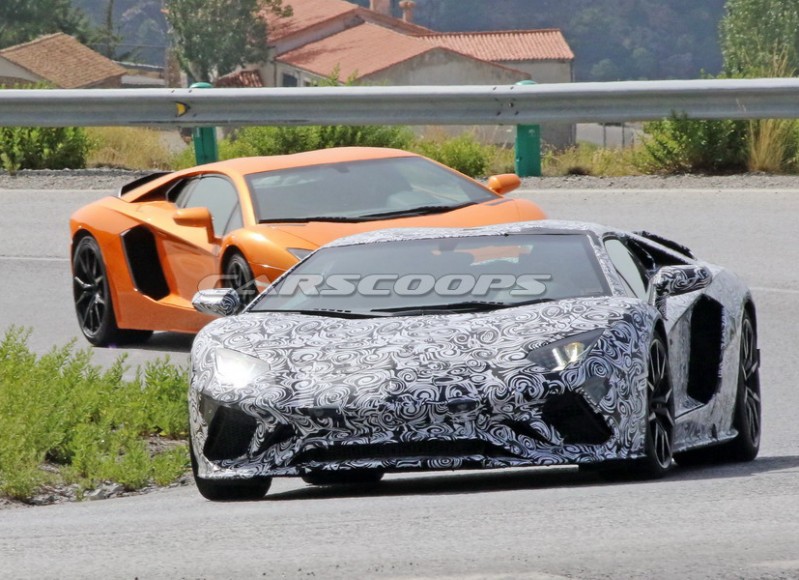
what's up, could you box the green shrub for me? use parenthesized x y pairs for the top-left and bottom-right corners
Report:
(639, 114), (748, 173)
(0, 328), (189, 500)
(413, 133), (492, 177)
(0, 126), (90, 172)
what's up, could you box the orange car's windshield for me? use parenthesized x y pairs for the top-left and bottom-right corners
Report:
(246, 157), (496, 223)
(250, 234), (611, 316)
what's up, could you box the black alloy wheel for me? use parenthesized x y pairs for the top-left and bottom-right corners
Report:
(72, 236), (152, 346)
(224, 252), (257, 308)
(643, 335), (675, 475)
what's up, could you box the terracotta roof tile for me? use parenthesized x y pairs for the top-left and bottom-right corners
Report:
(215, 69), (265, 88)
(0, 33), (126, 88)
(265, 0), (358, 42)
(423, 30), (574, 62)
(265, 0), (431, 44)
(277, 23), (436, 80)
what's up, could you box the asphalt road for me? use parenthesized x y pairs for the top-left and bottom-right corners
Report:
(1, 185), (799, 579)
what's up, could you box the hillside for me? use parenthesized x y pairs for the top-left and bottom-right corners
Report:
(74, 0), (726, 80)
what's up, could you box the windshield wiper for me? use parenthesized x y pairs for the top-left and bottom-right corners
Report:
(371, 300), (506, 315)
(255, 308), (384, 319)
(259, 216), (361, 223)
(360, 202), (475, 220)
(370, 297), (554, 315)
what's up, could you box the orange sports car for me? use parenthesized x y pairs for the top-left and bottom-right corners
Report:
(70, 147), (546, 346)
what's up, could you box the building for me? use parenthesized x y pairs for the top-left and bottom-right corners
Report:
(0, 33), (126, 88)
(216, 0), (575, 146)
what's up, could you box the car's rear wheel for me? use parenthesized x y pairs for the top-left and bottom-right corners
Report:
(676, 311), (761, 466)
(302, 470), (384, 486)
(224, 252), (257, 308)
(190, 440), (271, 501)
(72, 236), (152, 346)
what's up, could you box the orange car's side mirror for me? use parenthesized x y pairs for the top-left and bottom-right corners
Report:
(486, 174), (521, 195)
(173, 207), (216, 243)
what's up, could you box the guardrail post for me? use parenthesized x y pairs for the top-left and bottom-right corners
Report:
(189, 82), (219, 164)
(515, 80), (542, 177)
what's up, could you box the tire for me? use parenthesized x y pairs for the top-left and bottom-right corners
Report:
(302, 471), (384, 486)
(190, 440), (271, 501)
(224, 252), (257, 308)
(676, 311), (761, 466)
(72, 236), (152, 346)
(596, 334), (674, 479)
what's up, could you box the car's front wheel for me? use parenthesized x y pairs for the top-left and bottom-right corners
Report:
(594, 334), (674, 479)
(72, 236), (152, 346)
(190, 441), (271, 501)
(224, 252), (257, 308)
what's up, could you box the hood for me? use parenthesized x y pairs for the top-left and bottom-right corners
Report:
(193, 297), (642, 407)
(251, 199), (528, 249)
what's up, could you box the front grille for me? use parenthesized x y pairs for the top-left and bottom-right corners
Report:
(293, 439), (507, 464)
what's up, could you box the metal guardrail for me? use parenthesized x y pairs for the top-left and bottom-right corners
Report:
(1, 78), (799, 127)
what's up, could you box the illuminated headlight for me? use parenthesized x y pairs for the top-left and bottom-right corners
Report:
(527, 329), (604, 372)
(213, 348), (270, 391)
(287, 247), (313, 261)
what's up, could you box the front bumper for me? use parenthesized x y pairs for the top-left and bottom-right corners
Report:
(189, 373), (648, 480)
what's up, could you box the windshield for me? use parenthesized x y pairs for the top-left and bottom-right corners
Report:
(250, 233), (611, 316)
(246, 157), (496, 222)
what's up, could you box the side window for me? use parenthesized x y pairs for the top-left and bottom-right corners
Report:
(605, 238), (648, 300)
(179, 176), (241, 237)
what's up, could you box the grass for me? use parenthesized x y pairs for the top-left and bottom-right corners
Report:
(747, 118), (799, 173)
(543, 142), (644, 176)
(0, 328), (189, 501)
(86, 127), (178, 170)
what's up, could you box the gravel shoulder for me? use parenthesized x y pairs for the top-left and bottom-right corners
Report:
(2, 169), (799, 191)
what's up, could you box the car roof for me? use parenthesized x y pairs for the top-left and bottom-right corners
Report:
(188, 146), (418, 176)
(324, 220), (618, 248)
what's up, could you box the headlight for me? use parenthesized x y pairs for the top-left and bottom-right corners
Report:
(527, 329), (604, 372)
(213, 348), (270, 391)
(287, 247), (313, 261)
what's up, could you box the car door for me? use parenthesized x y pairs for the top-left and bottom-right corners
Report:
(161, 174), (243, 301)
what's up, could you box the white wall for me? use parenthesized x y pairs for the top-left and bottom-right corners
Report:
(0, 59), (41, 85)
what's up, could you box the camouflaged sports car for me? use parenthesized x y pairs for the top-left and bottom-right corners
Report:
(188, 220), (761, 500)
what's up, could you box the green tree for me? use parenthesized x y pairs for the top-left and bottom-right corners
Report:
(0, 0), (89, 48)
(720, 0), (799, 74)
(164, 0), (292, 82)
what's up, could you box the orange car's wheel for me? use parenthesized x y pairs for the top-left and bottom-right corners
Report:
(224, 252), (257, 308)
(72, 236), (153, 346)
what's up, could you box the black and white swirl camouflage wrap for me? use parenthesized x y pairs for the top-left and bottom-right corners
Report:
(189, 220), (754, 481)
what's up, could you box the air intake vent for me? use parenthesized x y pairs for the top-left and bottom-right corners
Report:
(204, 406), (258, 461)
(541, 391), (612, 445)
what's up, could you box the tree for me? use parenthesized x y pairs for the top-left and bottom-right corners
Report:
(0, 0), (89, 48)
(720, 0), (799, 74)
(164, 0), (292, 83)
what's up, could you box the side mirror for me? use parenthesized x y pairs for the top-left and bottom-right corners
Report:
(174, 207), (216, 243)
(649, 264), (712, 316)
(486, 173), (521, 195)
(192, 288), (241, 317)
